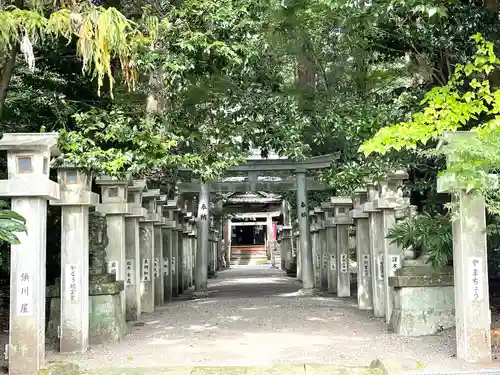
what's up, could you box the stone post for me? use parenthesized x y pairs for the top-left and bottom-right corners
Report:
(139, 189), (160, 312)
(321, 203), (336, 294)
(96, 176), (133, 316)
(315, 207), (328, 290)
(324, 219), (337, 294)
(163, 199), (178, 301)
(212, 229), (219, 275)
(154, 195), (166, 307)
(161, 218), (173, 302)
(227, 219), (232, 267)
(189, 218), (197, 286)
(282, 226), (294, 276)
(293, 227), (301, 281)
(176, 214), (185, 295)
(124, 180), (148, 321)
(436, 132), (493, 362)
(208, 226), (216, 276)
(50, 166), (98, 353)
(182, 213), (191, 289)
(0, 133), (60, 375)
(296, 171), (315, 292)
(195, 182), (210, 295)
(350, 189), (373, 310)
(309, 212), (321, 288)
(266, 214), (274, 262)
(363, 183), (385, 318)
(331, 197), (353, 297)
(373, 172), (409, 323)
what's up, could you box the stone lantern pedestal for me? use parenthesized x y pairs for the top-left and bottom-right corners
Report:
(49, 166), (99, 353)
(350, 189), (372, 310)
(124, 180), (148, 322)
(140, 189), (160, 312)
(330, 197), (353, 297)
(0, 133), (60, 375)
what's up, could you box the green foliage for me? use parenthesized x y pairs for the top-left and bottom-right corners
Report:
(386, 212), (453, 269)
(0, 209), (26, 245)
(0, 2), (150, 96)
(58, 107), (186, 177)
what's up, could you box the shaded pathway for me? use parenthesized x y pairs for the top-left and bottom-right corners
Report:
(49, 265), (498, 372)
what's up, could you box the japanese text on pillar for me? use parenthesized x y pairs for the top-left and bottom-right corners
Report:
(362, 254), (370, 277)
(125, 259), (134, 285)
(18, 271), (33, 316)
(469, 257), (484, 301)
(66, 264), (79, 302)
(142, 258), (151, 281)
(154, 258), (160, 278)
(340, 253), (348, 273)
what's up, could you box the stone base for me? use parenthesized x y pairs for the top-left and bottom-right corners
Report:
(192, 291), (212, 298)
(284, 261), (297, 277)
(389, 266), (454, 336)
(296, 288), (322, 296)
(47, 279), (127, 346)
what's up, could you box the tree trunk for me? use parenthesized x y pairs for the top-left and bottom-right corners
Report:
(0, 44), (18, 119)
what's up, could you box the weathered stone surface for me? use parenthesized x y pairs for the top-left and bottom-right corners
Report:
(389, 274), (453, 288)
(395, 265), (453, 277)
(389, 284), (455, 336)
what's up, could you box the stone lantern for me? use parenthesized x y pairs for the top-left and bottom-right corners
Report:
(0, 132), (60, 375)
(50, 165), (99, 353)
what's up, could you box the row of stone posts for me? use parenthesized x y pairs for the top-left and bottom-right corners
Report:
(287, 165), (493, 363)
(0, 132), (224, 375)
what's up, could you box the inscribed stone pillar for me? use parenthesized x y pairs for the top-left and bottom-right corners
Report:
(373, 172), (409, 323)
(331, 197), (353, 297)
(0, 133), (60, 375)
(162, 219), (173, 302)
(266, 214), (274, 262)
(124, 180), (148, 321)
(363, 183), (385, 318)
(324, 219), (337, 294)
(182, 214), (191, 289)
(189, 218), (197, 286)
(139, 189), (160, 312)
(310, 212), (321, 288)
(195, 182), (210, 294)
(154, 196), (166, 307)
(163, 199), (179, 298)
(296, 171), (315, 291)
(350, 189), (373, 310)
(315, 208), (328, 289)
(50, 167), (98, 353)
(437, 132), (492, 362)
(208, 227), (215, 276)
(96, 176), (133, 316)
(176, 218), (184, 294)
(294, 229), (301, 281)
(227, 219), (232, 267)
(170, 219), (179, 297)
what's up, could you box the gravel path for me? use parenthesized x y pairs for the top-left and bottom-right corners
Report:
(48, 265), (500, 372)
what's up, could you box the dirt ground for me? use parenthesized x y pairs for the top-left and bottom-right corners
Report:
(32, 265), (499, 373)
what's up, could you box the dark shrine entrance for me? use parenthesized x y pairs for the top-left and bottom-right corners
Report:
(231, 223), (265, 246)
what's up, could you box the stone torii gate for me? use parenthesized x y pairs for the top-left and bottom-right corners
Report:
(178, 153), (338, 294)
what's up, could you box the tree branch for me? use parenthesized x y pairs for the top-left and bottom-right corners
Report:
(0, 44), (19, 119)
